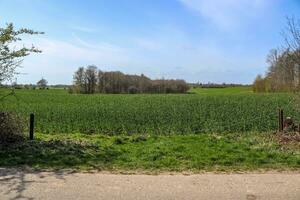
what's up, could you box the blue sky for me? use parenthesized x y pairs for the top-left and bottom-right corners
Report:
(1, 0), (300, 84)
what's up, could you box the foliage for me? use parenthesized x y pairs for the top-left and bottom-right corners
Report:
(0, 112), (25, 144)
(0, 132), (299, 170)
(253, 17), (300, 92)
(1, 88), (298, 134)
(253, 75), (267, 93)
(36, 78), (48, 89)
(0, 23), (43, 84)
(0, 23), (42, 146)
(71, 66), (190, 94)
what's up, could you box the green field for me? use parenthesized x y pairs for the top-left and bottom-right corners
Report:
(1, 87), (300, 171)
(1, 87), (299, 134)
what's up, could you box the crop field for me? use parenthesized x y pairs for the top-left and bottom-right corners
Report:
(1, 87), (299, 135)
(1, 87), (300, 171)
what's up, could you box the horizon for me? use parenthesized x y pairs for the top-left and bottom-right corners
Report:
(1, 0), (300, 85)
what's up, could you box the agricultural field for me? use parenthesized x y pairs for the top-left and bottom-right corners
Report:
(1, 87), (300, 135)
(1, 87), (300, 171)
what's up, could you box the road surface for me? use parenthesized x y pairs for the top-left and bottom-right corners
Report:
(0, 168), (299, 200)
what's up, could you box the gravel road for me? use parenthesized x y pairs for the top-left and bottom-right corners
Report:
(0, 168), (299, 200)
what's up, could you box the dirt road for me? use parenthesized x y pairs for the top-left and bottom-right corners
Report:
(0, 168), (299, 200)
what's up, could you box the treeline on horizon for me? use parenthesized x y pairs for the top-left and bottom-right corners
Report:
(70, 66), (190, 94)
(190, 82), (248, 88)
(253, 17), (300, 93)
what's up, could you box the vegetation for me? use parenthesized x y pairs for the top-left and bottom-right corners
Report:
(0, 132), (298, 171)
(70, 65), (190, 94)
(0, 23), (43, 85)
(189, 86), (252, 95)
(253, 17), (300, 92)
(1, 88), (299, 135)
(0, 23), (42, 144)
(0, 20), (299, 172)
(0, 112), (25, 144)
(36, 78), (48, 89)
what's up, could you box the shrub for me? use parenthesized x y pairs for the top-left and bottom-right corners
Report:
(0, 112), (25, 144)
(128, 86), (139, 94)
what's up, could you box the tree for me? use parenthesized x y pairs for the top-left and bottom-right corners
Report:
(37, 78), (48, 89)
(85, 65), (97, 94)
(72, 66), (98, 94)
(253, 17), (300, 93)
(71, 66), (190, 94)
(0, 23), (43, 84)
(73, 67), (85, 93)
(253, 75), (266, 93)
(0, 23), (42, 143)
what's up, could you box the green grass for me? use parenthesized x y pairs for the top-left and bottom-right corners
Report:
(1, 88), (299, 134)
(0, 132), (299, 171)
(1, 88), (299, 171)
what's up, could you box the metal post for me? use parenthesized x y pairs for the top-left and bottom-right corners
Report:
(29, 113), (34, 140)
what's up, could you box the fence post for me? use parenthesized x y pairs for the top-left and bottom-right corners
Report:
(280, 109), (284, 132)
(29, 113), (34, 140)
(278, 109), (283, 132)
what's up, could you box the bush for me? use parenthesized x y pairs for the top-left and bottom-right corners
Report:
(128, 86), (139, 94)
(0, 112), (25, 144)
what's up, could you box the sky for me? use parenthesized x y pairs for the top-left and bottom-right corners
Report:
(1, 0), (300, 85)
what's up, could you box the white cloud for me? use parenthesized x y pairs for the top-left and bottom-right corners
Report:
(179, 0), (268, 30)
(35, 37), (130, 64)
(134, 38), (164, 51)
(16, 24), (266, 84)
(17, 36), (136, 84)
(69, 25), (99, 33)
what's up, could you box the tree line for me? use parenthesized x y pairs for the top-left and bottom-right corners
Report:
(70, 66), (190, 94)
(253, 17), (300, 92)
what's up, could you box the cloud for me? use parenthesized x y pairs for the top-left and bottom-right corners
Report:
(35, 37), (130, 64)
(70, 25), (99, 33)
(134, 38), (164, 51)
(17, 36), (135, 84)
(17, 24), (266, 84)
(178, 0), (268, 30)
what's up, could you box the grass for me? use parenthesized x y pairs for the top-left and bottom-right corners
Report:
(1, 88), (299, 134)
(0, 132), (299, 171)
(1, 87), (299, 171)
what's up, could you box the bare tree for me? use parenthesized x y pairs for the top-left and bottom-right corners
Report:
(253, 17), (300, 92)
(71, 66), (190, 94)
(73, 67), (85, 93)
(85, 65), (97, 94)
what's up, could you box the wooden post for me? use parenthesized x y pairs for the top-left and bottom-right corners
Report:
(280, 109), (284, 132)
(278, 109), (283, 132)
(29, 113), (34, 140)
(278, 109), (281, 132)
